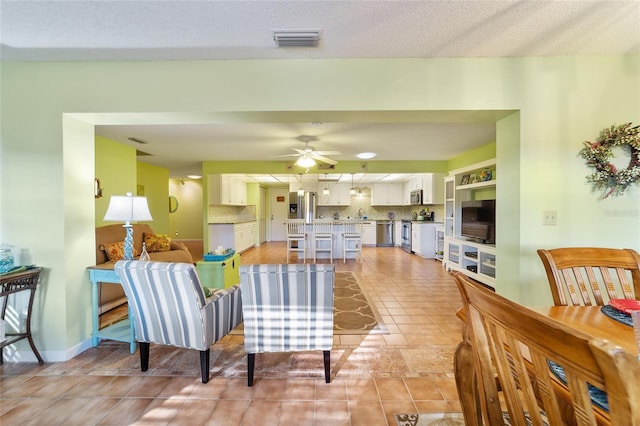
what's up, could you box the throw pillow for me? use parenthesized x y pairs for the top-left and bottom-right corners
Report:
(101, 241), (140, 262)
(144, 233), (171, 252)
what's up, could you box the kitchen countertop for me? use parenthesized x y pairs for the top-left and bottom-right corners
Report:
(208, 219), (257, 225)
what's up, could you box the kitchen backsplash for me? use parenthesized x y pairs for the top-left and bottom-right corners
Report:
(317, 187), (444, 221)
(208, 187), (443, 223)
(208, 205), (256, 223)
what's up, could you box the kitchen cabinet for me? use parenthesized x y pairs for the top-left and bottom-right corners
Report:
(394, 221), (402, 246)
(411, 222), (438, 258)
(361, 221), (376, 246)
(208, 221), (256, 253)
(371, 183), (403, 206)
(317, 183), (351, 206)
(208, 174), (247, 206)
(421, 173), (445, 205)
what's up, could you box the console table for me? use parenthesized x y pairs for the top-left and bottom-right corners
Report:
(87, 265), (136, 353)
(1, 267), (44, 364)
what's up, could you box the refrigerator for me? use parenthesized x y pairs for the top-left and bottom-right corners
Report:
(289, 191), (317, 222)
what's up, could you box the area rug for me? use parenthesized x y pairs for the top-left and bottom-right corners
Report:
(395, 412), (548, 426)
(230, 271), (387, 335)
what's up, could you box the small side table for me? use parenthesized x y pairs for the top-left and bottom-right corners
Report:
(87, 264), (136, 354)
(1, 267), (44, 364)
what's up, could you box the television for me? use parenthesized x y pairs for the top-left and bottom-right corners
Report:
(461, 199), (496, 244)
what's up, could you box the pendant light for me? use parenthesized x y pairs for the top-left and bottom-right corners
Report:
(349, 173), (356, 196)
(322, 173), (330, 197)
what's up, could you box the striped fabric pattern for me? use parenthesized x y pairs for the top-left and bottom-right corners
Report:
(240, 264), (335, 353)
(114, 260), (242, 351)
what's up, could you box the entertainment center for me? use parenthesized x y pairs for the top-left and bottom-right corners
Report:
(443, 158), (496, 287)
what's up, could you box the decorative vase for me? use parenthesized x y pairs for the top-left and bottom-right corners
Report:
(139, 242), (150, 261)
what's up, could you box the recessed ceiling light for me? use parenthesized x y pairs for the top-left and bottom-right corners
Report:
(187, 175), (202, 179)
(356, 152), (376, 159)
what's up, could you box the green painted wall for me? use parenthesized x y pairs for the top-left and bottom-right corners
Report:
(95, 136), (137, 227)
(447, 142), (496, 171)
(168, 178), (203, 239)
(1, 55), (638, 361)
(137, 162), (170, 234)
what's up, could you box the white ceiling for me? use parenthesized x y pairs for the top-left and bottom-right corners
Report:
(3, 1), (638, 178)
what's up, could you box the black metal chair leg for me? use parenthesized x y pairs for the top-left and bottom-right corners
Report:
(323, 350), (331, 383)
(200, 349), (210, 383)
(247, 353), (256, 386)
(139, 342), (150, 371)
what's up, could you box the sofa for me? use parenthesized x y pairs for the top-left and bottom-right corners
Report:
(95, 223), (193, 314)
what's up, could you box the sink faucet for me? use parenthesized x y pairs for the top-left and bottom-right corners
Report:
(358, 208), (364, 218)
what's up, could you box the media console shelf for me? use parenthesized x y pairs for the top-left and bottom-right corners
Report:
(443, 158), (497, 287)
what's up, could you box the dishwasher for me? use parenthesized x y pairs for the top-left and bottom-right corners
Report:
(376, 220), (395, 247)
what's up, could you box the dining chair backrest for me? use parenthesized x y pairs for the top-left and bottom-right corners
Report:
(453, 271), (640, 426)
(537, 247), (640, 306)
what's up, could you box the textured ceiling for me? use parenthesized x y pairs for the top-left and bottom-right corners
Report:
(2, 1), (638, 61)
(4, 1), (638, 177)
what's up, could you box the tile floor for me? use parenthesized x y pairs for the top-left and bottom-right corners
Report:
(0, 243), (464, 425)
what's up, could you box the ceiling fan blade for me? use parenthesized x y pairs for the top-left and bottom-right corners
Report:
(313, 150), (341, 156)
(270, 154), (300, 158)
(312, 154), (338, 165)
(292, 148), (308, 155)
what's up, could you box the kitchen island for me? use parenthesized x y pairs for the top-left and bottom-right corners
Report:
(288, 220), (375, 261)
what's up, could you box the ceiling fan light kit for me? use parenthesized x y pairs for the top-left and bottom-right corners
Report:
(296, 156), (316, 168)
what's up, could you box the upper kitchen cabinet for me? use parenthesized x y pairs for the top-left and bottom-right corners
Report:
(317, 182), (351, 206)
(371, 183), (404, 206)
(422, 173), (445, 205)
(208, 174), (247, 206)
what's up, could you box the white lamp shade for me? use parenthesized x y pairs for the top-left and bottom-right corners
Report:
(104, 194), (153, 222)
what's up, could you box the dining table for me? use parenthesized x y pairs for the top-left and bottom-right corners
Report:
(454, 304), (639, 426)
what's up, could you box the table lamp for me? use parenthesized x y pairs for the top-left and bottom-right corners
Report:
(103, 192), (153, 260)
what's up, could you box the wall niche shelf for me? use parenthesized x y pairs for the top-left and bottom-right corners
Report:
(443, 158), (497, 287)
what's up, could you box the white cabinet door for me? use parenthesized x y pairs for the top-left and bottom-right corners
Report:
(361, 222), (376, 245)
(418, 223), (437, 258)
(208, 175), (247, 206)
(411, 226), (421, 253)
(317, 183), (350, 206)
(422, 173), (445, 205)
(372, 183), (403, 205)
(334, 183), (351, 206)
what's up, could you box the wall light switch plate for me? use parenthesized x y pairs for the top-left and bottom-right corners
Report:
(543, 210), (557, 225)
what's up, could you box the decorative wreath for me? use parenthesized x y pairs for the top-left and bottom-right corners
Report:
(579, 122), (640, 199)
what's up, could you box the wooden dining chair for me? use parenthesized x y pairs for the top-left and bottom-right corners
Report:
(453, 271), (640, 426)
(537, 247), (640, 306)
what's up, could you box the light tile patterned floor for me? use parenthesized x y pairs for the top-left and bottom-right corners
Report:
(0, 243), (463, 425)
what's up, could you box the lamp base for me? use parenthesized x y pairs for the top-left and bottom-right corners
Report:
(123, 224), (134, 260)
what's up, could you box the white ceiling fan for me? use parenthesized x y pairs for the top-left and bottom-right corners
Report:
(273, 135), (341, 167)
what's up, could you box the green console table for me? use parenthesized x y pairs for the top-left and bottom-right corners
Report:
(87, 264), (136, 354)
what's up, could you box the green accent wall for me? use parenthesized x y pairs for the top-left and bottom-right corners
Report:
(447, 142), (496, 171)
(137, 162), (170, 234)
(95, 136), (137, 227)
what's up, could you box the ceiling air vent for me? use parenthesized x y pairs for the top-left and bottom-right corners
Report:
(272, 29), (321, 47)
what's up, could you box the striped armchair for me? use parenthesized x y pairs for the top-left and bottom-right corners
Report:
(114, 260), (242, 383)
(239, 263), (335, 386)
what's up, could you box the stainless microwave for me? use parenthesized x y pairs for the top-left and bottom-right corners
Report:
(410, 189), (423, 205)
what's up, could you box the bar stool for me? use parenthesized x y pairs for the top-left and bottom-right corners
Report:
(286, 219), (307, 263)
(342, 220), (363, 263)
(313, 219), (334, 263)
